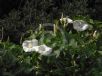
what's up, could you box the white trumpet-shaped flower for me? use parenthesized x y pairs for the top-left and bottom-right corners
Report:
(60, 17), (73, 24)
(67, 18), (73, 23)
(22, 39), (38, 52)
(73, 20), (89, 31)
(34, 44), (52, 56)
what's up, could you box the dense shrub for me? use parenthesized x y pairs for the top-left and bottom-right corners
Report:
(0, 1), (102, 75)
(0, 16), (102, 76)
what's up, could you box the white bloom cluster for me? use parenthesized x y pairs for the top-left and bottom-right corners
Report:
(60, 17), (89, 31)
(22, 39), (52, 56)
(22, 17), (89, 55)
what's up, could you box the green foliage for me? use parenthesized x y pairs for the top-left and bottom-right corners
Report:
(61, 0), (89, 16)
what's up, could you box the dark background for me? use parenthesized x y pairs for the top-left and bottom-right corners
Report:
(0, 0), (101, 20)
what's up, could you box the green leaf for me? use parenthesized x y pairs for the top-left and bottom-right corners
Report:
(89, 19), (94, 24)
(54, 50), (61, 58)
(69, 39), (77, 48)
(98, 51), (102, 55)
(24, 56), (31, 65)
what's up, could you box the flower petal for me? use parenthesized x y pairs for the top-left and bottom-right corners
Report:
(23, 46), (34, 52)
(73, 20), (89, 31)
(31, 39), (38, 46)
(60, 17), (73, 23)
(67, 18), (73, 23)
(37, 45), (52, 56)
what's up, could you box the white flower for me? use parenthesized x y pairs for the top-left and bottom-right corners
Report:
(34, 44), (52, 56)
(60, 17), (73, 24)
(73, 20), (89, 31)
(22, 39), (38, 52)
(67, 18), (73, 23)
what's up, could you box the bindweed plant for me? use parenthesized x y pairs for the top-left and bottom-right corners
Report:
(0, 16), (102, 76)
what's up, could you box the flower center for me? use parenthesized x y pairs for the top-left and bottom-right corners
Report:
(27, 43), (33, 48)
